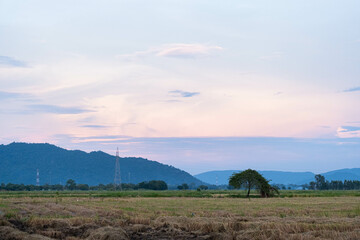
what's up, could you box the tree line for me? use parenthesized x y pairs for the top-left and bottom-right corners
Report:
(0, 179), (168, 191)
(307, 174), (360, 190)
(3, 173), (359, 192)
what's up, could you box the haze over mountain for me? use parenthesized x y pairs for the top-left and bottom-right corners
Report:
(195, 169), (360, 186)
(0, 143), (204, 186)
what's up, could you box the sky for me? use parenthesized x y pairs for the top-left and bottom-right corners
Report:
(0, 0), (360, 174)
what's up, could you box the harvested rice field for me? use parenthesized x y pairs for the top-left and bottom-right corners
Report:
(0, 192), (360, 239)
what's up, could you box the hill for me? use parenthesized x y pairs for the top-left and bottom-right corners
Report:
(195, 169), (360, 185)
(0, 142), (204, 186)
(323, 168), (360, 181)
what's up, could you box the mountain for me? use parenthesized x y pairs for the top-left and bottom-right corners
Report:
(0, 142), (204, 186)
(195, 169), (360, 186)
(323, 168), (360, 181)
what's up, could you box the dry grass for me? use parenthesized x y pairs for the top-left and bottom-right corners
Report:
(0, 196), (359, 239)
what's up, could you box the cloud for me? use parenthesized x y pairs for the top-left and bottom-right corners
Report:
(26, 104), (94, 114)
(0, 91), (30, 100)
(52, 134), (130, 142)
(338, 126), (360, 132)
(169, 90), (200, 98)
(81, 125), (108, 128)
(343, 86), (360, 92)
(76, 135), (130, 140)
(337, 126), (360, 138)
(72, 135), (132, 143)
(156, 44), (223, 58)
(0, 56), (26, 67)
(120, 43), (223, 59)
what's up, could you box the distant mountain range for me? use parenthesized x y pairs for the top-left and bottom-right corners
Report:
(0, 143), (204, 186)
(2, 142), (359, 187)
(195, 169), (360, 186)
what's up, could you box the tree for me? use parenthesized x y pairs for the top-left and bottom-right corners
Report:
(315, 174), (326, 190)
(65, 179), (76, 190)
(309, 181), (316, 190)
(137, 181), (168, 190)
(177, 183), (189, 190)
(229, 169), (262, 197)
(77, 184), (89, 191)
(148, 180), (168, 190)
(138, 181), (149, 189)
(257, 176), (279, 197)
(229, 169), (279, 198)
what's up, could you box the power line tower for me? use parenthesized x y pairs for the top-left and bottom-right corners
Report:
(114, 147), (122, 190)
(36, 169), (40, 187)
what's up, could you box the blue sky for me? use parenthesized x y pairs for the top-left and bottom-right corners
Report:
(0, 0), (360, 174)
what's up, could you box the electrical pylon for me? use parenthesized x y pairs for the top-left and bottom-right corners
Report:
(114, 147), (122, 190)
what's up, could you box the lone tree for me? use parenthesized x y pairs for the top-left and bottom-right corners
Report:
(229, 169), (279, 198)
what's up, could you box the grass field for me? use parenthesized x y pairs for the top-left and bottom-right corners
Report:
(1, 190), (360, 198)
(0, 190), (360, 239)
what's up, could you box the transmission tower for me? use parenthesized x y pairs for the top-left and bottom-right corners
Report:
(114, 147), (122, 190)
(36, 169), (40, 186)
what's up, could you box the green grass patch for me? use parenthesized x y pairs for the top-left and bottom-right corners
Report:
(0, 190), (359, 199)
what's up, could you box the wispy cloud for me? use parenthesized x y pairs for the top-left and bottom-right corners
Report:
(0, 56), (26, 67)
(343, 86), (360, 92)
(338, 126), (360, 132)
(76, 135), (130, 140)
(169, 90), (200, 98)
(157, 44), (223, 58)
(337, 126), (360, 138)
(26, 104), (94, 114)
(120, 43), (223, 59)
(81, 125), (108, 128)
(0, 91), (30, 100)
